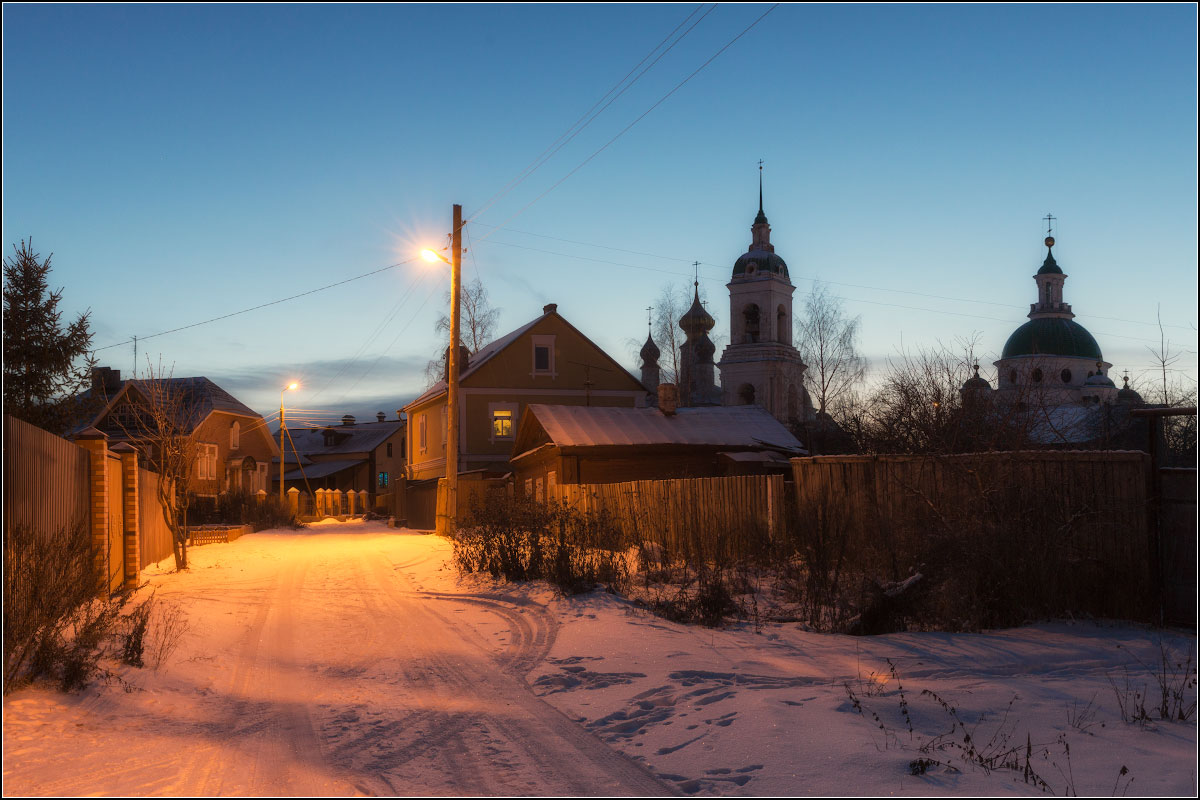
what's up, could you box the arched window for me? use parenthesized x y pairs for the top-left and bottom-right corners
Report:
(1032, 368), (1043, 383)
(777, 305), (788, 345)
(230, 421), (240, 450)
(1060, 369), (1072, 383)
(743, 304), (760, 343)
(738, 383), (756, 405)
(1009, 369), (1018, 384)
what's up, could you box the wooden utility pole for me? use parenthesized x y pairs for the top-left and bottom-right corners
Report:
(440, 204), (464, 535)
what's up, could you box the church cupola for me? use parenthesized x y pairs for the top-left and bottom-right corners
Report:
(639, 325), (661, 396)
(678, 281), (720, 407)
(1031, 234), (1073, 319)
(733, 164), (789, 279)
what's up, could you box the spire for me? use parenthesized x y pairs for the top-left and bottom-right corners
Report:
(754, 160), (768, 226)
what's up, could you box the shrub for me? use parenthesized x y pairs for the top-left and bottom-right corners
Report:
(188, 490), (301, 531)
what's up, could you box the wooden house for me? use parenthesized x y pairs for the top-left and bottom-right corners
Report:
(402, 303), (648, 526)
(276, 412), (406, 514)
(508, 395), (806, 498)
(72, 367), (278, 498)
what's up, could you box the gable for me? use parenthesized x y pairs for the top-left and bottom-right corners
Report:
(464, 313), (645, 394)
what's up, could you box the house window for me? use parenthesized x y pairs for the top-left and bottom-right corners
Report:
(378, 471), (389, 488)
(419, 414), (427, 453)
(257, 463), (268, 492)
(524, 478), (533, 497)
(535, 477), (544, 503)
(386, 442), (393, 458)
(489, 403), (518, 442)
(230, 421), (240, 450)
(531, 334), (556, 376)
(197, 443), (218, 481)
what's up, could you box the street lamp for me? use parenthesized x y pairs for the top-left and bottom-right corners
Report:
(423, 205), (463, 535)
(280, 382), (298, 503)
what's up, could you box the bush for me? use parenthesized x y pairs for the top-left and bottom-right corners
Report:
(454, 492), (631, 595)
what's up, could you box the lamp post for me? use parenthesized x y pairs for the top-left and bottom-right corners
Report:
(279, 382), (298, 503)
(422, 203), (463, 535)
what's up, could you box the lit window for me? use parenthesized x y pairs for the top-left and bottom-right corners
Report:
(492, 409), (513, 439)
(378, 471), (389, 488)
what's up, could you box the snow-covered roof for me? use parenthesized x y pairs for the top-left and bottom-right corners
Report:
(517, 404), (805, 453)
(283, 458), (364, 481)
(407, 316), (545, 407)
(283, 420), (404, 457)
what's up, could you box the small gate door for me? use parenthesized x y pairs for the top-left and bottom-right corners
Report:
(106, 454), (125, 593)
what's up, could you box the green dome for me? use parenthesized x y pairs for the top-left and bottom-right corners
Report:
(1002, 317), (1103, 360)
(1036, 248), (1063, 275)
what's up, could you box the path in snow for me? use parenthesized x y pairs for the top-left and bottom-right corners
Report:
(2, 524), (669, 797)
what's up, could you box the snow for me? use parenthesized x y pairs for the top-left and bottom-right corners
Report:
(4, 520), (1196, 796)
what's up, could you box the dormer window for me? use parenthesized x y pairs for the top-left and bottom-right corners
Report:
(531, 334), (556, 377)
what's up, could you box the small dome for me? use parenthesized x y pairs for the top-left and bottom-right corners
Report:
(1037, 247), (1063, 275)
(679, 290), (715, 334)
(961, 364), (992, 394)
(733, 250), (789, 278)
(1117, 376), (1144, 404)
(639, 333), (660, 364)
(1002, 317), (1103, 360)
(1085, 371), (1116, 388)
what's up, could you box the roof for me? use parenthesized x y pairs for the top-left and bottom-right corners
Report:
(405, 306), (644, 410)
(1002, 317), (1103, 360)
(283, 458), (364, 481)
(1036, 247), (1063, 275)
(514, 403), (806, 455)
(74, 375), (265, 437)
(733, 250), (789, 278)
(283, 419), (404, 457)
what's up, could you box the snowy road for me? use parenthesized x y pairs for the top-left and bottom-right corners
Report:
(3, 524), (670, 796)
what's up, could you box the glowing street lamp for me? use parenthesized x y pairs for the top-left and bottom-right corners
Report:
(280, 382), (298, 503)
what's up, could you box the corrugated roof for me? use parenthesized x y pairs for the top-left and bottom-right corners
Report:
(522, 404), (805, 452)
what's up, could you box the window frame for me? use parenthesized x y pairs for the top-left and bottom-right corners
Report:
(488, 402), (519, 443)
(530, 334), (557, 377)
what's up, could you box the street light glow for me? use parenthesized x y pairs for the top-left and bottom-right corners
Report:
(287, 382), (299, 391)
(422, 248), (449, 264)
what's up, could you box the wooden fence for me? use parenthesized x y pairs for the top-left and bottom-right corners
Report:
(3, 415), (90, 538)
(553, 475), (786, 561)
(137, 468), (175, 568)
(790, 451), (1155, 621)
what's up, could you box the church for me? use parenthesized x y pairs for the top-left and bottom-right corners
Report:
(960, 224), (1148, 446)
(638, 170), (813, 427)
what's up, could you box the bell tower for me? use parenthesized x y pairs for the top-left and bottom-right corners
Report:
(716, 164), (809, 424)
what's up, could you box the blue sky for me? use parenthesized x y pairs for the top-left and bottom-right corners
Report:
(3, 3), (1196, 423)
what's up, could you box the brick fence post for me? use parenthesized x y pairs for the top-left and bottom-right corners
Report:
(111, 442), (140, 590)
(287, 486), (299, 517)
(75, 427), (110, 595)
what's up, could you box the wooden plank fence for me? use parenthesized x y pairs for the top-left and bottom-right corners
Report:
(553, 475), (786, 561)
(137, 468), (175, 568)
(3, 415), (90, 538)
(790, 451), (1156, 621)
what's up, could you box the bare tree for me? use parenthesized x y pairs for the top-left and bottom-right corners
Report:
(795, 283), (865, 417)
(104, 360), (199, 570)
(424, 277), (500, 388)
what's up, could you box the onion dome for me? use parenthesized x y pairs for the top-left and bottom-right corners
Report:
(1084, 364), (1116, 389)
(679, 284), (715, 335)
(1117, 373), (1144, 404)
(1002, 317), (1103, 359)
(1037, 236), (1063, 275)
(639, 332), (660, 365)
(961, 363), (992, 394)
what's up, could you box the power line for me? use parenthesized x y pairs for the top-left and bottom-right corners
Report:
(469, 4), (780, 245)
(465, 4), (714, 226)
(93, 257), (416, 353)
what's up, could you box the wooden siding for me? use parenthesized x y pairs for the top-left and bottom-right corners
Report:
(3, 415), (90, 539)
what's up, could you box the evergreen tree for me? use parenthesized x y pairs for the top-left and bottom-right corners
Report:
(2, 239), (95, 434)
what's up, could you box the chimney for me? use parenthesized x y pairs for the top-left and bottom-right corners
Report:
(341, 415), (355, 427)
(658, 383), (679, 416)
(91, 366), (122, 396)
(543, 303), (557, 315)
(377, 412), (386, 423)
(443, 344), (471, 381)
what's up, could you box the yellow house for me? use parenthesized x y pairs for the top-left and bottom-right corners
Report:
(404, 303), (648, 489)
